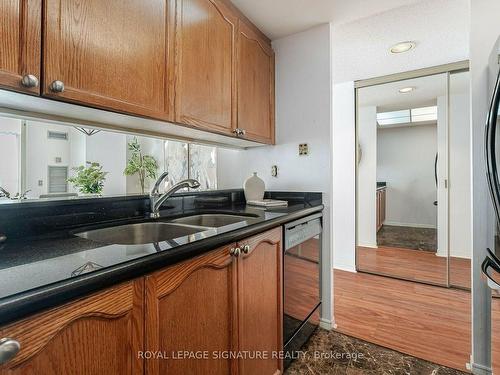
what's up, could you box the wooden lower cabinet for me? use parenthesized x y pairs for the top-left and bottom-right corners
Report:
(237, 227), (283, 375)
(0, 280), (144, 375)
(145, 227), (283, 375)
(0, 227), (283, 375)
(145, 244), (237, 375)
(376, 188), (386, 232)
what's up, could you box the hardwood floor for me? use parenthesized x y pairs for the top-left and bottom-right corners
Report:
(357, 245), (471, 289)
(334, 270), (500, 372)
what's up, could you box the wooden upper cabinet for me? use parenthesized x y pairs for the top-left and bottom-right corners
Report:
(0, 0), (41, 95)
(174, 0), (237, 135)
(237, 227), (283, 375)
(145, 244), (237, 375)
(42, 0), (175, 120)
(237, 21), (275, 145)
(0, 280), (144, 375)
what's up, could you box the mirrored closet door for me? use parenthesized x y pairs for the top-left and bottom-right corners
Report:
(355, 65), (471, 290)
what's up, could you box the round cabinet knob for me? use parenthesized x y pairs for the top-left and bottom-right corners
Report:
(242, 245), (250, 254)
(230, 247), (241, 257)
(0, 338), (20, 365)
(49, 80), (65, 93)
(20, 74), (39, 88)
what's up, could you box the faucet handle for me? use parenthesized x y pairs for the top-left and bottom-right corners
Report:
(151, 171), (169, 195)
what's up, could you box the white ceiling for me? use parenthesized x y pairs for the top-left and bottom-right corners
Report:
(358, 70), (470, 112)
(231, 0), (425, 40)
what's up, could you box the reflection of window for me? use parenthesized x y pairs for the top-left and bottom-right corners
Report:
(189, 144), (217, 190)
(164, 141), (188, 189)
(377, 106), (438, 126)
(48, 166), (68, 193)
(164, 141), (217, 191)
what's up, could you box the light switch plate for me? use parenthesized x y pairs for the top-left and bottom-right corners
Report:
(299, 143), (309, 156)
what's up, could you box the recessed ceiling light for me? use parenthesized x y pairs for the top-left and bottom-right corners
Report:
(390, 41), (416, 54)
(399, 86), (415, 93)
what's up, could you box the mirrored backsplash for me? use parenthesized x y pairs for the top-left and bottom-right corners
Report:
(0, 116), (217, 203)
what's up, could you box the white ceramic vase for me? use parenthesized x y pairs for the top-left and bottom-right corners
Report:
(243, 172), (265, 201)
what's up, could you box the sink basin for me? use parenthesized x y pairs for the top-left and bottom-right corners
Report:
(170, 214), (258, 228)
(75, 222), (208, 245)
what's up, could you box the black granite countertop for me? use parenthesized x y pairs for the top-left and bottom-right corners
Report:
(377, 182), (387, 190)
(0, 191), (323, 325)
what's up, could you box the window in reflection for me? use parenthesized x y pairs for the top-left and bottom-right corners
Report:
(0, 117), (218, 201)
(189, 143), (217, 191)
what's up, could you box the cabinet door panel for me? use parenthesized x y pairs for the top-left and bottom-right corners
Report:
(0, 281), (144, 375)
(0, 0), (41, 94)
(237, 21), (275, 144)
(237, 227), (283, 375)
(146, 245), (237, 375)
(43, 0), (174, 120)
(175, 0), (236, 134)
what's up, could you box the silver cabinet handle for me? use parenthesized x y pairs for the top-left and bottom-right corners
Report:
(230, 247), (241, 257)
(242, 245), (250, 254)
(0, 338), (20, 365)
(49, 80), (65, 93)
(21, 74), (39, 88)
(232, 128), (246, 137)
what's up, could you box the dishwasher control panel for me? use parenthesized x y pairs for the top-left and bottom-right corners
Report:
(284, 217), (322, 250)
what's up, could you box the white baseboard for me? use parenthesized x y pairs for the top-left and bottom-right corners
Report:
(357, 242), (377, 249)
(384, 221), (437, 229)
(333, 264), (357, 273)
(470, 362), (492, 375)
(319, 318), (333, 331)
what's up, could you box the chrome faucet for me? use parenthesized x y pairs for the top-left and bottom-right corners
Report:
(0, 186), (10, 199)
(150, 172), (201, 218)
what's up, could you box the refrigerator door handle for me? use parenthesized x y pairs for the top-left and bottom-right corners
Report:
(485, 70), (500, 225)
(481, 252), (500, 289)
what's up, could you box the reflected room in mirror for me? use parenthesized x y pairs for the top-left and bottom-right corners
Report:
(0, 117), (218, 203)
(355, 69), (471, 290)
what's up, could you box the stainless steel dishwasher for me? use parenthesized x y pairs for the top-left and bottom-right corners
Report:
(283, 213), (322, 367)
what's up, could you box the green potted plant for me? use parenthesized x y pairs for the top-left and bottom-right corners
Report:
(68, 162), (107, 195)
(124, 137), (159, 194)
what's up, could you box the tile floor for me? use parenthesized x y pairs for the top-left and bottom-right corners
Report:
(285, 329), (467, 375)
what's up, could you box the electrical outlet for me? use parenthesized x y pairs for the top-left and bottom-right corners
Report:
(271, 165), (278, 177)
(299, 143), (309, 156)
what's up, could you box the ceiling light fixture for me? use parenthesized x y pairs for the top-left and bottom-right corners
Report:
(399, 86), (415, 93)
(390, 41), (416, 54)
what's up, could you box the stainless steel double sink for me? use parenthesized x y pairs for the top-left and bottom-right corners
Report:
(75, 214), (258, 245)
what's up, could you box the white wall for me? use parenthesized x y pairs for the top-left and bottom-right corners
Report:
(25, 121), (85, 198)
(449, 80), (472, 259)
(217, 148), (243, 189)
(331, 0), (470, 272)
(357, 106), (377, 247)
(86, 132), (127, 196)
(332, 81), (356, 271)
(377, 125), (437, 228)
(218, 24), (333, 327)
(0, 118), (22, 197)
